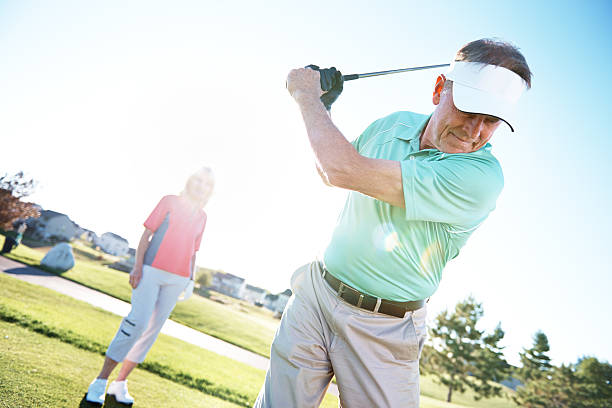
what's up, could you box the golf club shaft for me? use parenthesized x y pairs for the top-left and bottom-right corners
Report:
(343, 63), (450, 81)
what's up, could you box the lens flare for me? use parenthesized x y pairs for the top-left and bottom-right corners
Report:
(419, 241), (442, 277)
(372, 223), (401, 252)
(384, 231), (400, 252)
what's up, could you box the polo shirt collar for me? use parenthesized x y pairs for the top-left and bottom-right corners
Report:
(406, 114), (431, 152)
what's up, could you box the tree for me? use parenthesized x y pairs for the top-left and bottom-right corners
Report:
(514, 363), (574, 408)
(516, 331), (553, 383)
(0, 172), (40, 230)
(513, 334), (612, 408)
(513, 331), (556, 407)
(428, 296), (509, 402)
(574, 357), (612, 407)
(419, 343), (435, 375)
(195, 267), (214, 288)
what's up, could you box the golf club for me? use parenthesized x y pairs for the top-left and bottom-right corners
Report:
(342, 63), (450, 81)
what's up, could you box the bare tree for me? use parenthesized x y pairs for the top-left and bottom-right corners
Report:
(0, 172), (40, 230)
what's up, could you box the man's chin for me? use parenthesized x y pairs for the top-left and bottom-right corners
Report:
(441, 145), (471, 154)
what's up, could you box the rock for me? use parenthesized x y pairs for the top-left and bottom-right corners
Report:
(41, 243), (75, 272)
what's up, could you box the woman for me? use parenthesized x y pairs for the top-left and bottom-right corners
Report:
(86, 167), (214, 405)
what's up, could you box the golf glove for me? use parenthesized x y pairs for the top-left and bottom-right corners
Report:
(305, 65), (344, 111)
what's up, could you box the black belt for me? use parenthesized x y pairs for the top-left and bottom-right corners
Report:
(321, 268), (425, 318)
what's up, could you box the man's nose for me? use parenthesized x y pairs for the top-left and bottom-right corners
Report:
(464, 116), (485, 140)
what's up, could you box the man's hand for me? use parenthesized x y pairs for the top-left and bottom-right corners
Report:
(287, 65), (343, 111)
(129, 264), (143, 289)
(286, 67), (323, 105)
(308, 65), (343, 111)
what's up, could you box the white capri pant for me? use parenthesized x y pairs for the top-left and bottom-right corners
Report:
(106, 265), (189, 363)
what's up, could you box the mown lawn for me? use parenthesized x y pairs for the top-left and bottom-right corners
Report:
(0, 321), (240, 408)
(420, 375), (517, 408)
(0, 272), (340, 408)
(1, 238), (517, 408)
(3, 240), (279, 357)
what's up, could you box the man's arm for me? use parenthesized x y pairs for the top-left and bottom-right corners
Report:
(287, 68), (405, 207)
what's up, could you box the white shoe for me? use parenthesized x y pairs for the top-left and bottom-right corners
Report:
(107, 380), (135, 405)
(85, 378), (107, 405)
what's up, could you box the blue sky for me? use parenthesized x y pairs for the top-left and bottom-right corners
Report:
(1, 0), (611, 367)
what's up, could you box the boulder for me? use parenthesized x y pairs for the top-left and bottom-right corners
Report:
(41, 243), (75, 272)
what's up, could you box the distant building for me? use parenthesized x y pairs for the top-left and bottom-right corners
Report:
(26, 210), (79, 242)
(99, 232), (129, 256)
(264, 289), (292, 314)
(108, 247), (137, 273)
(124, 247), (136, 266)
(210, 271), (246, 298)
(500, 376), (523, 391)
(79, 228), (99, 244)
(241, 284), (267, 305)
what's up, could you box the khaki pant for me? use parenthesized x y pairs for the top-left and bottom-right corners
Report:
(254, 261), (427, 408)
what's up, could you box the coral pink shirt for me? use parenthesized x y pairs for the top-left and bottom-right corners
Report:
(143, 195), (206, 278)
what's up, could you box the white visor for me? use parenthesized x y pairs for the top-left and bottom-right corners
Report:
(445, 61), (527, 132)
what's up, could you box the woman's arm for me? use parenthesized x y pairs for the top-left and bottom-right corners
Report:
(190, 254), (197, 280)
(129, 228), (154, 289)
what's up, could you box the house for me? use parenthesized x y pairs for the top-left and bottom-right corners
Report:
(99, 232), (129, 256)
(79, 228), (99, 244)
(25, 210), (79, 242)
(210, 271), (246, 298)
(241, 284), (267, 305)
(264, 289), (292, 314)
(500, 376), (523, 391)
(108, 247), (137, 273)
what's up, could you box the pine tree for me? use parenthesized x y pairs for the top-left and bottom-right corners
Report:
(517, 331), (553, 382)
(514, 335), (612, 407)
(428, 296), (509, 402)
(573, 357), (612, 407)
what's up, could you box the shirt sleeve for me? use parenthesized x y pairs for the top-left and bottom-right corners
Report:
(401, 154), (504, 225)
(194, 213), (207, 251)
(143, 196), (170, 232)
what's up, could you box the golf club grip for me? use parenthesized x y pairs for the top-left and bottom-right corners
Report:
(342, 74), (359, 81)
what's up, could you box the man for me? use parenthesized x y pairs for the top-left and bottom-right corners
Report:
(255, 38), (532, 408)
(1, 223), (27, 255)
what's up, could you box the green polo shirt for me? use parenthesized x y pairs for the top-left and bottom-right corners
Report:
(323, 111), (504, 301)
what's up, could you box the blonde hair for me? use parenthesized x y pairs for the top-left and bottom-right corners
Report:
(181, 167), (215, 207)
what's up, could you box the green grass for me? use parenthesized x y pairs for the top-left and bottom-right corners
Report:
(0, 321), (241, 408)
(420, 375), (517, 408)
(70, 239), (121, 263)
(3, 241), (279, 357)
(0, 272), (339, 408)
(1, 239), (516, 408)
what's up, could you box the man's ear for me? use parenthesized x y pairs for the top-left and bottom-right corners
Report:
(432, 74), (446, 105)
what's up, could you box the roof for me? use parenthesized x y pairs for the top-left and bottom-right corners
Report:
(214, 271), (245, 283)
(101, 232), (129, 243)
(245, 284), (266, 293)
(38, 209), (80, 229)
(40, 210), (68, 219)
